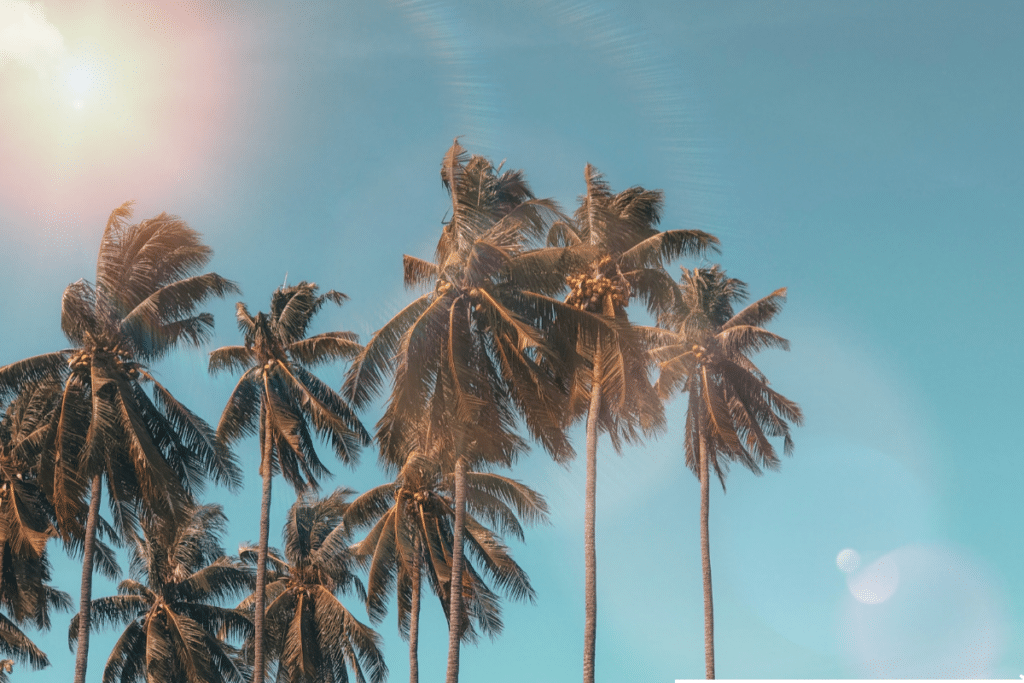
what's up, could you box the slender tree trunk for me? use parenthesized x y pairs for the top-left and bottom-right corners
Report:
(73, 475), (102, 683)
(252, 458), (272, 683)
(445, 456), (468, 683)
(409, 544), (422, 683)
(699, 437), (715, 679)
(583, 346), (602, 683)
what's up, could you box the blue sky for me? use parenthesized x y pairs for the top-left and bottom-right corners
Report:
(1, 0), (1022, 679)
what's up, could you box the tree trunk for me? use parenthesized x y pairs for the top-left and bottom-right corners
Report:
(700, 437), (715, 679)
(73, 475), (102, 683)
(409, 544), (422, 683)
(252, 457), (272, 683)
(583, 345), (602, 683)
(445, 456), (468, 683)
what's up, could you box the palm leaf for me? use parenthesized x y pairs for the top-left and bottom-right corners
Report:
(723, 288), (787, 330)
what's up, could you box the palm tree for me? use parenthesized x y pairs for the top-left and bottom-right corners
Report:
(0, 384), (73, 681)
(346, 451), (547, 683)
(548, 165), (718, 683)
(239, 490), (386, 683)
(649, 266), (803, 678)
(0, 203), (241, 683)
(70, 504), (254, 683)
(210, 282), (371, 683)
(344, 141), (580, 683)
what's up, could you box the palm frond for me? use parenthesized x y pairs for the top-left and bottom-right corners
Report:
(214, 369), (262, 446)
(724, 288), (787, 330)
(342, 294), (431, 410)
(403, 255), (439, 290)
(287, 332), (361, 368)
(618, 229), (719, 271)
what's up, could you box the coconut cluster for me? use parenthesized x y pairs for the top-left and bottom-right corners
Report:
(691, 343), (713, 364)
(67, 343), (139, 380)
(565, 258), (630, 313)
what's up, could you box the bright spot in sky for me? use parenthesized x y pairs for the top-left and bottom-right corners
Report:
(840, 545), (1005, 677)
(847, 555), (899, 604)
(66, 61), (98, 94)
(72, 98), (82, 109)
(836, 548), (861, 574)
(0, 0), (66, 77)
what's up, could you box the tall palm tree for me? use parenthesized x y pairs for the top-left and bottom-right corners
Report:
(649, 266), (802, 678)
(0, 203), (241, 683)
(70, 504), (254, 683)
(239, 490), (386, 683)
(210, 282), (371, 683)
(345, 141), (580, 683)
(548, 165), (717, 683)
(346, 451), (547, 683)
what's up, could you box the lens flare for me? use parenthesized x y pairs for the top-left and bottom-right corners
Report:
(839, 544), (1006, 678)
(846, 555), (899, 604)
(836, 548), (861, 574)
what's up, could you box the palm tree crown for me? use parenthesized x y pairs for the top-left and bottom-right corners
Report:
(545, 164), (718, 683)
(211, 282), (370, 490)
(653, 266), (803, 485)
(347, 452), (546, 652)
(71, 504), (254, 683)
(241, 490), (387, 683)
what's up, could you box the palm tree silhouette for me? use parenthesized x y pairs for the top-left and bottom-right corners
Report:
(0, 203), (240, 683)
(0, 383), (73, 680)
(240, 490), (386, 683)
(71, 504), (254, 683)
(346, 451), (546, 683)
(548, 165), (717, 683)
(345, 141), (576, 683)
(210, 282), (370, 683)
(650, 266), (802, 678)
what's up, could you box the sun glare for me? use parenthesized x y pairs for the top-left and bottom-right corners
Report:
(0, 2), (236, 220)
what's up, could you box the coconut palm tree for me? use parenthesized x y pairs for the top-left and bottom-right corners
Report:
(210, 282), (371, 683)
(239, 490), (386, 683)
(346, 451), (547, 683)
(0, 381), (73, 680)
(70, 504), (253, 683)
(649, 266), (802, 678)
(345, 141), (583, 683)
(0, 203), (241, 683)
(547, 165), (717, 683)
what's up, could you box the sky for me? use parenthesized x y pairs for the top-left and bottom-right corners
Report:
(1, 0), (1023, 680)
